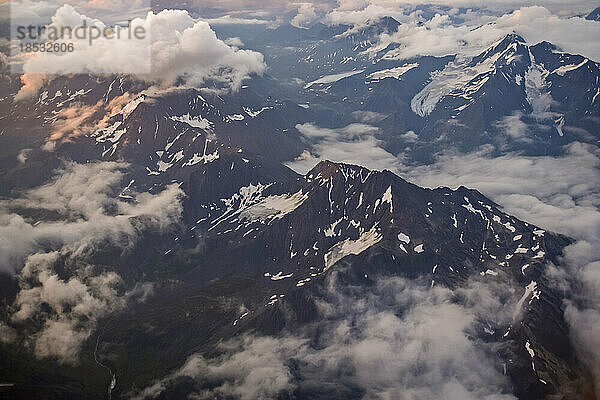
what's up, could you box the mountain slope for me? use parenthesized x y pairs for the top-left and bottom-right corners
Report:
(287, 32), (600, 161)
(97, 160), (589, 400)
(1, 153), (590, 399)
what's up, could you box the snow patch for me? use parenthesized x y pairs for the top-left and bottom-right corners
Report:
(397, 232), (410, 244)
(240, 190), (308, 223)
(367, 63), (419, 80)
(169, 113), (213, 131)
(304, 70), (364, 88)
(324, 226), (382, 270)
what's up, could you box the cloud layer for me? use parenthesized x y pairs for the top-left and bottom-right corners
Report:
(288, 123), (399, 174)
(135, 274), (520, 399)
(0, 161), (183, 363)
(291, 117), (600, 395)
(363, 6), (600, 63)
(402, 143), (600, 395)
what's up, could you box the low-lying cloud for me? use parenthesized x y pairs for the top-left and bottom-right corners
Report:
(291, 3), (318, 28)
(0, 161), (183, 363)
(135, 274), (519, 399)
(402, 142), (600, 243)
(287, 122), (400, 174)
(366, 6), (600, 63)
(400, 142), (600, 396)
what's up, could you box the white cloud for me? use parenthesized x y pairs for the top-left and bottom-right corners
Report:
(494, 112), (531, 141)
(495, 6), (600, 61)
(291, 3), (318, 28)
(399, 142), (600, 395)
(135, 276), (518, 399)
(200, 15), (274, 25)
(400, 130), (418, 142)
(0, 161), (183, 271)
(0, 161), (182, 363)
(325, 0), (596, 24)
(344, 6), (600, 63)
(15, 6), (266, 94)
(288, 121), (600, 394)
(287, 123), (400, 174)
(33, 319), (91, 362)
(351, 110), (388, 123)
(6, 0), (150, 25)
(134, 336), (301, 400)
(17, 149), (32, 164)
(402, 143), (600, 242)
(224, 36), (244, 47)
(326, 3), (410, 25)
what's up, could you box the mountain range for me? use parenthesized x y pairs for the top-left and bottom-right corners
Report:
(0, 10), (599, 400)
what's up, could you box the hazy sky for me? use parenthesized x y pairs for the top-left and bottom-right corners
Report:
(178, 0), (598, 18)
(5, 0), (598, 25)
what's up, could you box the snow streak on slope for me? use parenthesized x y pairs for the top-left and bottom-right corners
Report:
(304, 70), (364, 88)
(324, 225), (383, 270)
(411, 39), (521, 117)
(240, 190), (309, 223)
(367, 63), (419, 80)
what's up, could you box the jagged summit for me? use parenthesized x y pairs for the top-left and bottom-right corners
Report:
(369, 15), (401, 32)
(306, 159), (370, 178)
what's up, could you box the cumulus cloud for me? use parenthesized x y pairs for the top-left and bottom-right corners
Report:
(402, 143), (600, 242)
(13, 3), (599, 103)
(15, 5), (266, 98)
(287, 123), (400, 174)
(494, 112), (531, 142)
(0, 161), (182, 363)
(326, 2), (410, 25)
(14, 73), (47, 101)
(351, 110), (388, 123)
(495, 7), (600, 61)
(325, 0), (596, 24)
(17, 149), (32, 164)
(6, 0), (150, 26)
(291, 3), (318, 28)
(0, 161), (183, 270)
(132, 335), (303, 400)
(11, 251), (154, 363)
(135, 275), (518, 399)
(358, 6), (600, 63)
(224, 36), (244, 47)
(32, 319), (93, 362)
(8, 0), (593, 29)
(180, 0), (326, 16)
(369, 13), (495, 60)
(417, 0), (595, 15)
